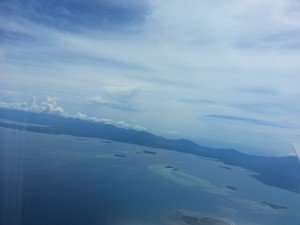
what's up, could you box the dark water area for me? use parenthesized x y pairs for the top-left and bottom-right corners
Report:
(0, 128), (198, 225)
(1, 127), (300, 225)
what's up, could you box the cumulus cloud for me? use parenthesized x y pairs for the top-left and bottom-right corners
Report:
(72, 112), (88, 119)
(0, 97), (146, 130)
(0, 96), (64, 115)
(41, 97), (64, 114)
(29, 96), (40, 111)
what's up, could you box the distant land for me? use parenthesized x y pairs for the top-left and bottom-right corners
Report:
(0, 108), (300, 195)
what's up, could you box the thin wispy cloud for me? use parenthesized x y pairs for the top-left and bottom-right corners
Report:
(0, 0), (149, 31)
(235, 87), (278, 96)
(204, 114), (287, 128)
(86, 85), (142, 112)
(1, 0), (300, 155)
(179, 99), (217, 105)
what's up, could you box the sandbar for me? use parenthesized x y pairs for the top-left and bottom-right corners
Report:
(149, 164), (228, 195)
(161, 210), (235, 225)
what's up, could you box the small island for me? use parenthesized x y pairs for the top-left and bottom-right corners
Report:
(261, 202), (288, 210)
(143, 150), (157, 155)
(226, 186), (238, 191)
(136, 150), (157, 155)
(161, 210), (235, 225)
(165, 165), (178, 171)
(182, 215), (233, 225)
(219, 166), (232, 170)
(113, 154), (127, 158)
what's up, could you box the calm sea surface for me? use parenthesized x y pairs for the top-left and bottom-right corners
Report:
(1, 127), (300, 225)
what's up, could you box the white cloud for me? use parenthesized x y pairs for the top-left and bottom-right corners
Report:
(86, 85), (142, 111)
(0, 97), (147, 130)
(0, 101), (27, 111)
(1, 0), (300, 155)
(147, 0), (300, 45)
(100, 85), (140, 98)
(41, 97), (64, 114)
(0, 96), (64, 115)
(28, 96), (40, 111)
(87, 96), (112, 105)
(72, 112), (88, 119)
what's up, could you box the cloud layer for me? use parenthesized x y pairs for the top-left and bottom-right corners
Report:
(1, 0), (300, 155)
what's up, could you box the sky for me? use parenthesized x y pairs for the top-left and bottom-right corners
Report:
(1, 0), (300, 156)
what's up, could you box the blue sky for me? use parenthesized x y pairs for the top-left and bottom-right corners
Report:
(1, 0), (300, 156)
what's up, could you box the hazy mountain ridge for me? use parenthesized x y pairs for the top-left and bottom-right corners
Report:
(1, 108), (300, 195)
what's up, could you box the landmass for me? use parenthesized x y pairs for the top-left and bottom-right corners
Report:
(1, 108), (300, 195)
(143, 150), (157, 155)
(165, 165), (178, 171)
(226, 186), (237, 191)
(113, 154), (127, 158)
(161, 210), (235, 225)
(219, 166), (232, 170)
(261, 202), (288, 210)
(135, 150), (157, 155)
(231, 197), (288, 214)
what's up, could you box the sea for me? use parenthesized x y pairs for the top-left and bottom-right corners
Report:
(1, 127), (300, 225)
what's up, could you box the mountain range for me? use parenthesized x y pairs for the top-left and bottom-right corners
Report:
(0, 107), (299, 195)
